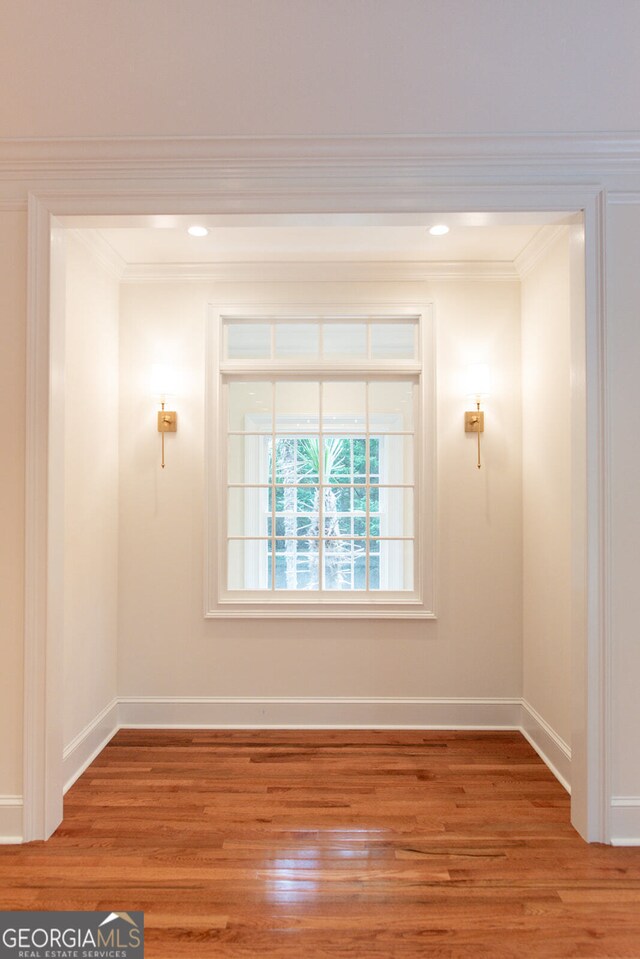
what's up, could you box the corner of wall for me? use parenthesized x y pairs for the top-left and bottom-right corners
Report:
(520, 699), (571, 793)
(62, 699), (119, 795)
(0, 797), (23, 844)
(520, 227), (573, 757)
(610, 800), (640, 846)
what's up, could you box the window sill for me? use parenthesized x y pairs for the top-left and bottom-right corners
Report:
(205, 602), (437, 620)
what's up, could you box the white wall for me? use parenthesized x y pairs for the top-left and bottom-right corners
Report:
(607, 204), (640, 838)
(1, 1), (640, 137)
(521, 230), (573, 766)
(62, 234), (119, 773)
(117, 277), (522, 718)
(0, 213), (26, 812)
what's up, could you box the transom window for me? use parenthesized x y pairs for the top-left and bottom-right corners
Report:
(207, 309), (435, 618)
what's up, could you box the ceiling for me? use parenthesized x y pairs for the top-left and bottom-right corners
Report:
(62, 213), (576, 266)
(94, 224), (542, 264)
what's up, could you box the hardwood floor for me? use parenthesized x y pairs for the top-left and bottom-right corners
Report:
(2, 730), (640, 957)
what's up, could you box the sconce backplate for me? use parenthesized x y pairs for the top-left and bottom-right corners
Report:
(158, 411), (178, 432)
(465, 410), (484, 433)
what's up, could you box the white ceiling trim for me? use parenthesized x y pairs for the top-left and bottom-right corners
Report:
(514, 225), (569, 279)
(68, 228), (126, 280)
(607, 192), (640, 204)
(121, 260), (519, 283)
(2, 133), (640, 173)
(0, 196), (25, 212)
(0, 133), (632, 209)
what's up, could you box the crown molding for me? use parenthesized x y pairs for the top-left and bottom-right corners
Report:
(2, 133), (640, 163)
(514, 224), (568, 278)
(122, 259), (519, 283)
(607, 191), (640, 204)
(0, 196), (26, 212)
(1, 133), (640, 180)
(68, 228), (126, 280)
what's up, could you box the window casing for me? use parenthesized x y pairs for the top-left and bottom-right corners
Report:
(206, 307), (435, 618)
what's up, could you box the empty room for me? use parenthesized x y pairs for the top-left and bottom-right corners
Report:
(2, 3), (640, 958)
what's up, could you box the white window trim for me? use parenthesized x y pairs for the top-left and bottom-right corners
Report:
(205, 303), (436, 619)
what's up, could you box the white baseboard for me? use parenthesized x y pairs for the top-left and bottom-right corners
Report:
(118, 696), (572, 791)
(520, 700), (571, 793)
(610, 799), (640, 846)
(19, 694), (608, 844)
(0, 796), (23, 844)
(118, 695), (523, 729)
(14, 695), (640, 846)
(63, 698), (119, 794)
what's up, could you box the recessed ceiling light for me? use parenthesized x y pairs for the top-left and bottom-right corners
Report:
(187, 225), (209, 237)
(429, 224), (450, 236)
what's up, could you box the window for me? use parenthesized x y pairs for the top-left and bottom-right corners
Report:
(206, 308), (435, 618)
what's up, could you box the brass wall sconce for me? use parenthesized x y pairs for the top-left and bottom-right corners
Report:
(465, 363), (490, 470)
(151, 364), (178, 469)
(157, 403), (177, 469)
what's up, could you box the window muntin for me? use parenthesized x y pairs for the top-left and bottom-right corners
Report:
(223, 317), (418, 364)
(208, 309), (434, 618)
(225, 380), (416, 593)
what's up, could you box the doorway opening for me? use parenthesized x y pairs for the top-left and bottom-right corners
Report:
(25, 203), (604, 844)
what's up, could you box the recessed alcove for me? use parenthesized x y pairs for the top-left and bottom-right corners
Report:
(50, 210), (585, 832)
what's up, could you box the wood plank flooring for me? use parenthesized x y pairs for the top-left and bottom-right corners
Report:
(2, 730), (640, 957)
